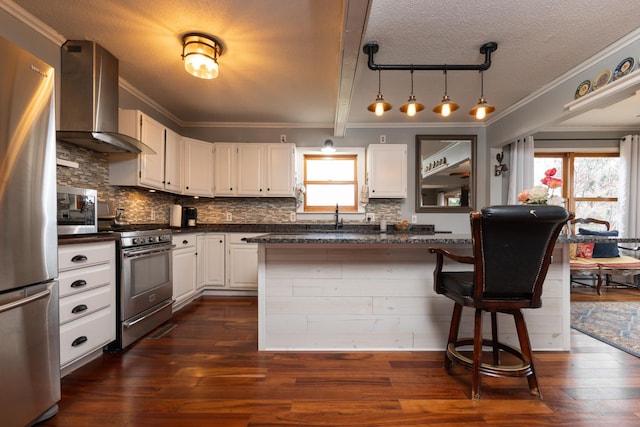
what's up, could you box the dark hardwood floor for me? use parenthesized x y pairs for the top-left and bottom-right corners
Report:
(38, 286), (640, 427)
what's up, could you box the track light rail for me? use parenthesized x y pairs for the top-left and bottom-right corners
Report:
(362, 42), (498, 72)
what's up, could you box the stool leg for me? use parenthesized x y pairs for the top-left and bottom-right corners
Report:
(491, 311), (499, 365)
(445, 303), (463, 369)
(472, 308), (483, 400)
(513, 309), (541, 398)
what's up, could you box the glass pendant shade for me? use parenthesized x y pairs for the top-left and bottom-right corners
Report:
(182, 33), (223, 79)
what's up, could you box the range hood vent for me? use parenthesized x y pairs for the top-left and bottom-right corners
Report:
(57, 40), (154, 154)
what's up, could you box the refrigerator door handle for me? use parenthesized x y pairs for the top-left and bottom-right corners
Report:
(0, 288), (51, 314)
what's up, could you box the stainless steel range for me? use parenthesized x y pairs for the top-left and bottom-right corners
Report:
(107, 228), (173, 350)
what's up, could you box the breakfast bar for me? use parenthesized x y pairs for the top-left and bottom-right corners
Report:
(245, 232), (573, 352)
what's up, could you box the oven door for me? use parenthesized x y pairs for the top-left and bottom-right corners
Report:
(120, 245), (173, 320)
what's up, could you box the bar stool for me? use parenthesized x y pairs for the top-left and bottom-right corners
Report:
(429, 205), (572, 400)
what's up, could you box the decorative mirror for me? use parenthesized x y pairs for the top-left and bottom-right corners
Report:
(415, 134), (476, 212)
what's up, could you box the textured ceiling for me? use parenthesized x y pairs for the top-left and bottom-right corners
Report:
(11, 0), (640, 133)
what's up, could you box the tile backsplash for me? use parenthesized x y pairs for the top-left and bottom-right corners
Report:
(56, 141), (400, 224)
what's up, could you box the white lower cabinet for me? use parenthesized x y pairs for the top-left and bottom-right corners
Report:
(58, 241), (116, 372)
(226, 233), (261, 289)
(202, 234), (226, 288)
(172, 233), (198, 308)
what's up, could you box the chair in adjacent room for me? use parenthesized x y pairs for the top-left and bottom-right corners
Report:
(428, 205), (572, 400)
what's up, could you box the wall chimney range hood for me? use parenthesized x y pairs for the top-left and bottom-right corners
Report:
(57, 40), (154, 154)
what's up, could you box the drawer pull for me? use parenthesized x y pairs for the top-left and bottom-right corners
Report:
(71, 304), (88, 314)
(71, 280), (87, 288)
(71, 255), (88, 263)
(182, 240), (188, 245)
(71, 336), (88, 347)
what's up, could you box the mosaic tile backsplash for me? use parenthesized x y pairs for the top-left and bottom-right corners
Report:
(56, 141), (401, 225)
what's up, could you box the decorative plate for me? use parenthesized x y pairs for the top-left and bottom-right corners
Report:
(575, 80), (591, 98)
(592, 69), (612, 90)
(613, 57), (635, 80)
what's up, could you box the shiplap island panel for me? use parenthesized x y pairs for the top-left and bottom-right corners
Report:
(247, 234), (570, 352)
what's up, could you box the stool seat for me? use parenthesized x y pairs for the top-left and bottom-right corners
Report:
(429, 205), (572, 400)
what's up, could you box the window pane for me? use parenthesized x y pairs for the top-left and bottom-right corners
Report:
(574, 157), (619, 197)
(306, 159), (354, 181)
(574, 201), (618, 230)
(534, 157), (563, 188)
(306, 184), (355, 206)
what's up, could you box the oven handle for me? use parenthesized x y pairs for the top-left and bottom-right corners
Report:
(123, 245), (173, 259)
(123, 299), (174, 328)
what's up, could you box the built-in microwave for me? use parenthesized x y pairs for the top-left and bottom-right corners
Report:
(56, 185), (98, 235)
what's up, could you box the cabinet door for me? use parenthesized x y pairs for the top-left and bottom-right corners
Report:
(367, 144), (407, 198)
(204, 234), (225, 287)
(266, 143), (295, 196)
(214, 143), (236, 196)
(139, 113), (166, 190)
(172, 235), (197, 306)
(227, 243), (258, 289)
(196, 235), (205, 291)
(237, 144), (265, 196)
(184, 138), (214, 197)
(164, 129), (183, 193)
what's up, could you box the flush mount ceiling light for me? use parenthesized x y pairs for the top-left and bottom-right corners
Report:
(432, 69), (459, 117)
(367, 69), (392, 116)
(362, 41), (498, 119)
(468, 70), (496, 120)
(182, 33), (224, 79)
(399, 69), (425, 117)
(321, 139), (336, 153)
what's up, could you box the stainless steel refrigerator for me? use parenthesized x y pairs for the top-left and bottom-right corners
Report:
(0, 36), (60, 426)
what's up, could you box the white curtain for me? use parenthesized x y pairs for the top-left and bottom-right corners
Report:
(507, 136), (535, 205)
(618, 135), (640, 241)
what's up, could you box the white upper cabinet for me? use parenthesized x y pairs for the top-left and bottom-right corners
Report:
(164, 129), (183, 193)
(214, 142), (295, 197)
(367, 144), (407, 198)
(266, 143), (295, 196)
(183, 137), (214, 197)
(213, 142), (236, 196)
(110, 109), (182, 193)
(237, 144), (265, 196)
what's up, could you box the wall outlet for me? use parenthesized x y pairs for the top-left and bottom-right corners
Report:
(280, 134), (287, 143)
(411, 215), (417, 224)
(380, 135), (386, 144)
(150, 209), (156, 220)
(365, 213), (375, 222)
(290, 212), (296, 222)
(226, 212), (232, 221)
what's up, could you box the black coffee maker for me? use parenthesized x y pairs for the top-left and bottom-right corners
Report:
(182, 207), (197, 227)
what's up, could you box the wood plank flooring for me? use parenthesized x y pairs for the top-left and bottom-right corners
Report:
(37, 288), (640, 426)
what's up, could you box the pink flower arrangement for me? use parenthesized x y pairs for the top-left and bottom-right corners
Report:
(518, 168), (563, 205)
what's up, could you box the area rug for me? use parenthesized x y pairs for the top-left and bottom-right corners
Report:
(570, 302), (640, 358)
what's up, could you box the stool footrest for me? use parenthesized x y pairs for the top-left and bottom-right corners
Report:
(446, 338), (534, 378)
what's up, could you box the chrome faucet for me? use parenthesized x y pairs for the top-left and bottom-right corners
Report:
(334, 204), (343, 229)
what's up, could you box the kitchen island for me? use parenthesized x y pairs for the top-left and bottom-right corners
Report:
(245, 232), (579, 352)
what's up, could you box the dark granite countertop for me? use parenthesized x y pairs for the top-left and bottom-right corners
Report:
(58, 234), (120, 245)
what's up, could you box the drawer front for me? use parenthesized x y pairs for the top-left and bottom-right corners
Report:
(173, 233), (197, 249)
(226, 233), (262, 245)
(59, 285), (112, 325)
(60, 307), (115, 367)
(59, 242), (113, 271)
(58, 263), (112, 298)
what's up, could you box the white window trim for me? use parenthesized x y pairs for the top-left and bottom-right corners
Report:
(295, 146), (366, 220)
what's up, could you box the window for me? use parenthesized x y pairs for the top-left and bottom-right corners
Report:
(303, 154), (358, 212)
(534, 153), (619, 228)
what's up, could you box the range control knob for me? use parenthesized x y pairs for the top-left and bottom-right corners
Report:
(132, 238), (140, 245)
(148, 236), (156, 243)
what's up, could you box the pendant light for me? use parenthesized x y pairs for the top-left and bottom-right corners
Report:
(432, 69), (459, 117)
(367, 70), (392, 116)
(399, 69), (424, 117)
(468, 70), (495, 120)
